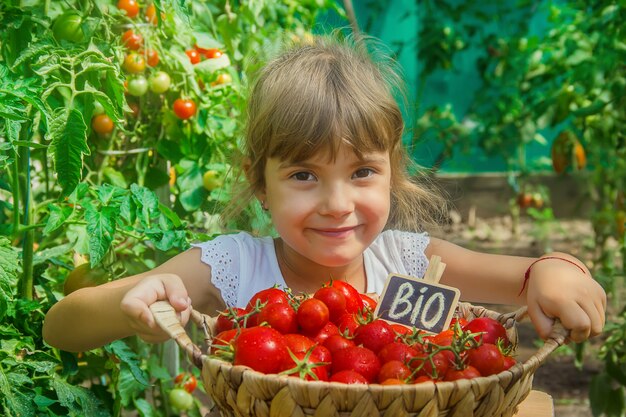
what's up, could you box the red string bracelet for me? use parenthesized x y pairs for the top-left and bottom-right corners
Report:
(518, 256), (587, 296)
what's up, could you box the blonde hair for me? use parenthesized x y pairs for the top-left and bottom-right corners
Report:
(225, 34), (447, 233)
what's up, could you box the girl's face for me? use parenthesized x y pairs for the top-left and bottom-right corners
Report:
(261, 144), (391, 269)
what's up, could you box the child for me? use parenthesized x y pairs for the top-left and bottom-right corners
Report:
(43, 35), (606, 353)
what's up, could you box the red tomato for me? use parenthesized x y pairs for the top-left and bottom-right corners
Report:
(467, 343), (505, 376)
(360, 293), (378, 311)
(210, 328), (238, 355)
(336, 312), (360, 337)
(444, 365), (481, 381)
(245, 287), (289, 326)
(322, 334), (355, 354)
(215, 307), (247, 334)
(327, 280), (364, 314)
(412, 351), (450, 380)
(145, 4), (164, 24)
(172, 98), (197, 120)
(91, 114), (114, 135)
(297, 298), (329, 335)
(332, 346), (381, 383)
(117, 0), (139, 18)
(448, 317), (469, 329)
(329, 369), (368, 384)
(377, 341), (421, 365)
(258, 302), (298, 334)
(203, 48), (223, 59)
(378, 360), (411, 383)
(233, 327), (288, 374)
(413, 375), (434, 384)
(121, 29), (143, 50)
(313, 286), (346, 323)
(390, 323), (413, 339)
(307, 321), (340, 345)
(463, 317), (509, 346)
(145, 49), (159, 67)
(354, 319), (395, 354)
(503, 355), (517, 370)
(185, 49), (201, 64)
(281, 351), (329, 381)
(174, 373), (197, 393)
(123, 53), (146, 73)
(426, 329), (456, 364)
(283, 333), (315, 354)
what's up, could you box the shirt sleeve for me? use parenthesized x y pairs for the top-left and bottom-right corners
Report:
(192, 234), (242, 308)
(394, 230), (431, 278)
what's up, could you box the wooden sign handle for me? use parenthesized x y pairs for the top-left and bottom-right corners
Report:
(423, 255), (446, 283)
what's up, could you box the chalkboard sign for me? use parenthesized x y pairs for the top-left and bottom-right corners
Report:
(374, 273), (460, 334)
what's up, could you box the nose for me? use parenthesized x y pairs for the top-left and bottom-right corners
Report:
(318, 181), (354, 217)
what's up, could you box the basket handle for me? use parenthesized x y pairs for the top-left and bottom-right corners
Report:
(150, 301), (205, 368)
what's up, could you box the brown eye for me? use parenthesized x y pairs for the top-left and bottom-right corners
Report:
(353, 168), (374, 179)
(292, 171), (315, 181)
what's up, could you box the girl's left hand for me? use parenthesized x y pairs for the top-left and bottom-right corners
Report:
(525, 253), (606, 343)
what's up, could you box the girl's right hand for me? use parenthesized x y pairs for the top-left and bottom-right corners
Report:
(120, 273), (192, 343)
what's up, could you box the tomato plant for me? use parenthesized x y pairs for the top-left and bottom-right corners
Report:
(168, 388), (193, 411)
(172, 98), (196, 119)
(185, 49), (202, 64)
(145, 48), (159, 67)
(174, 373), (198, 393)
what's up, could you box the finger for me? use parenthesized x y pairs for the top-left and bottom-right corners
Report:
(121, 296), (156, 328)
(160, 275), (190, 311)
(526, 302), (555, 340)
(560, 301), (592, 343)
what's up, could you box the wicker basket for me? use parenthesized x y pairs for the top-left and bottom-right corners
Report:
(150, 301), (568, 417)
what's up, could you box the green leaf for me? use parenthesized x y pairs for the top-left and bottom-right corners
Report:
(85, 205), (116, 266)
(48, 108), (90, 197)
(102, 167), (128, 189)
(83, 81), (123, 123)
(130, 184), (160, 226)
(32, 242), (74, 266)
(0, 367), (35, 417)
(43, 204), (71, 234)
(134, 397), (157, 417)
(0, 237), (19, 321)
(194, 53), (231, 76)
(51, 375), (110, 417)
(104, 341), (149, 386)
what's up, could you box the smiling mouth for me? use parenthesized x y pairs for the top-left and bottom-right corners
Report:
(312, 226), (358, 237)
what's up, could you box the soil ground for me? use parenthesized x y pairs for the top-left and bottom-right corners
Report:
(443, 212), (606, 417)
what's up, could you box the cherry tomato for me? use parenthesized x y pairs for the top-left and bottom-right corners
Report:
(329, 369), (368, 384)
(202, 170), (222, 191)
(121, 29), (143, 50)
(172, 98), (197, 120)
(149, 71), (171, 94)
(91, 114), (114, 135)
(360, 293), (378, 311)
(52, 12), (85, 43)
(215, 307), (247, 334)
(444, 365), (481, 381)
(127, 76), (148, 97)
(281, 351), (329, 381)
(145, 4), (163, 24)
(332, 346), (381, 383)
(203, 48), (223, 59)
(257, 302), (298, 334)
(502, 355), (517, 370)
(233, 327), (289, 374)
(210, 329), (238, 355)
(463, 317), (510, 346)
(467, 343), (505, 376)
(378, 360), (411, 384)
(354, 319), (395, 354)
(168, 388), (193, 411)
(185, 49), (201, 64)
(326, 280), (364, 314)
(412, 351), (450, 380)
(307, 320), (340, 345)
(336, 312), (360, 337)
(313, 286), (346, 323)
(377, 341), (421, 365)
(246, 287), (289, 310)
(174, 373), (198, 393)
(283, 333), (315, 354)
(117, 0), (139, 18)
(211, 73), (232, 86)
(322, 334), (354, 354)
(123, 53), (146, 74)
(297, 298), (329, 335)
(145, 49), (159, 67)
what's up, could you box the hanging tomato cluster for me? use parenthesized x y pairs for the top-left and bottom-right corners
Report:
(210, 281), (517, 385)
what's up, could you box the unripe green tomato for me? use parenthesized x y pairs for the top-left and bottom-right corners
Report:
(168, 388), (193, 411)
(203, 170), (222, 191)
(127, 76), (148, 96)
(149, 71), (171, 94)
(52, 12), (85, 43)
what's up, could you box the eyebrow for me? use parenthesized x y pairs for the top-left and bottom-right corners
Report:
(278, 155), (388, 170)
